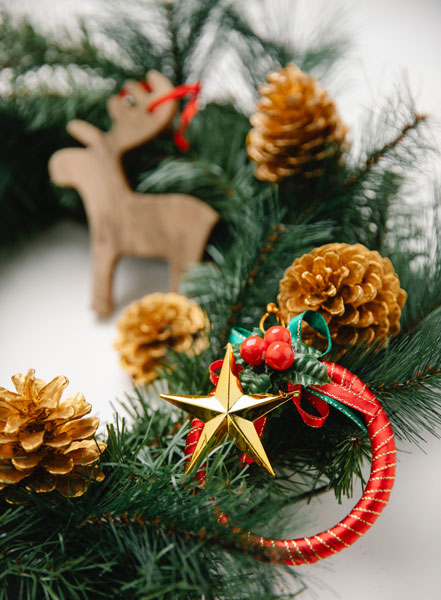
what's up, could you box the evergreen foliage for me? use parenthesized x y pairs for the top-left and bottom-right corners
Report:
(1, 1), (441, 598)
(0, 0), (346, 252)
(0, 391), (303, 599)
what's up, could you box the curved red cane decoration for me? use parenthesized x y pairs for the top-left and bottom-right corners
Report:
(184, 361), (396, 564)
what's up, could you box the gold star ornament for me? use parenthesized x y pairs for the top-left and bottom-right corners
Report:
(160, 344), (299, 476)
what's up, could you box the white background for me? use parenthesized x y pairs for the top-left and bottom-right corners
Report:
(1, 1), (441, 598)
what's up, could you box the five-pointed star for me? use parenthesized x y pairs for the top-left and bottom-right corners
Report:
(160, 344), (298, 476)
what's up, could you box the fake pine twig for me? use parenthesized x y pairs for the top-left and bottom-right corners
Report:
(347, 112), (428, 184)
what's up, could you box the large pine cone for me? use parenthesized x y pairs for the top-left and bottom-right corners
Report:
(0, 370), (105, 500)
(247, 64), (348, 183)
(115, 292), (209, 384)
(278, 243), (407, 347)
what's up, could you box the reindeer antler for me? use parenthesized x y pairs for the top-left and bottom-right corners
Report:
(106, 70), (178, 153)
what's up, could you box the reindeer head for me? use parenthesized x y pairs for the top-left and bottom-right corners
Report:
(106, 70), (178, 153)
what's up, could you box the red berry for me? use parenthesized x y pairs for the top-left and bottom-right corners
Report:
(240, 336), (267, 366)
(264, 325), (292, 346)
(265, 341), (294, 370)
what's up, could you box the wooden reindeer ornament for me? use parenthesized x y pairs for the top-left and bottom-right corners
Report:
(49, 70), (218, 317)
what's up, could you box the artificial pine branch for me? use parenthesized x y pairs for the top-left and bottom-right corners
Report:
(0, 391), (305, 599)
(387, 193), (441, 331)
(0, 0), (352, 254)
(164, 1), (184, 86)
(344, 111), (428, 250)
(325, 89), (434, 248)
(338, 310), (441, 443)
(220, 2), (349, 93)
(375, 365), (441, 395)
(346, 112), (428, 187)
(1, 2), (441, 596)
(227, 223), (287, 324)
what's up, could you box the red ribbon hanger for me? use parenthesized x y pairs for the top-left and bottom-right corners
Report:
(148, 82), (201, 151)
(119, 80), (201, 151)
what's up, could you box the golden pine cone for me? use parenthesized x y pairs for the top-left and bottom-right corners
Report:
(115, 292), (209, 385)
(247, 63), (348, 183)
(0, 370), (106, 500)
(278, 243), (407, 347)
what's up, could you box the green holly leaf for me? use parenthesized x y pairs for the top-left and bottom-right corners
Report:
(240, 370), (272, 394)
(292, 338), (323, 358)
(287, 352), (330, 386)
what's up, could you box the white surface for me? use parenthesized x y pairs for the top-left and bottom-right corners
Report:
(0, 222), (169, 426)
(1, 1), (441, 599)
(299, 438), (441, 599)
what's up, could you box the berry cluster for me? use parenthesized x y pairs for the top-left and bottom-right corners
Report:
(240, 326), (294, 371)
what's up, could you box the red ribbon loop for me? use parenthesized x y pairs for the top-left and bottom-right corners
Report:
(286, 381), (329, 428)
(292, 391), (330, 428)
(148, 82), (201, 151)
(209, 360), (243, 386)
(185, 418), (206, 485)
(209, 360), (224, 386)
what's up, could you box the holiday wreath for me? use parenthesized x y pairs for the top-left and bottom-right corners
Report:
(0, 2), (440, 599)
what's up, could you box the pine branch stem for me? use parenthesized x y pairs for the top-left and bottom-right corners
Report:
(227, 224), (287, 332)
(373, 365), (441, 395)
(165, 1), (184, 85)
(405, 303), (441, 334)
(79, 511), (283, 562)
(347, 113), (428, 186)
(290, 484), (329, 504)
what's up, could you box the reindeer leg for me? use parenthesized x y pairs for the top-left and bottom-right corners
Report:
(166, 198), (218, 293)
(91, 240), (118, 317)
(169, 254), (186, 293)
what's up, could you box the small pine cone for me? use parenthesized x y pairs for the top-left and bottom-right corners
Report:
(0, 370), (105, 501)
(247, 64), (348, 183)
(278, 243), (407, 348)
(115, 292), (209, 385)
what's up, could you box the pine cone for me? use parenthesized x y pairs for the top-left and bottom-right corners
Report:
(247, 64), (348, 183)
(115, 292), (209, 385)
(0, 370), (105, 501)
(278, 243), (407, 347)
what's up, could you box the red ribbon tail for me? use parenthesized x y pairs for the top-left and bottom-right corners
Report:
(174, 132), (190, 152)
(174, 90), (200, 151)
(185, 418), (206, 486)
(292, 392), (329, 428)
